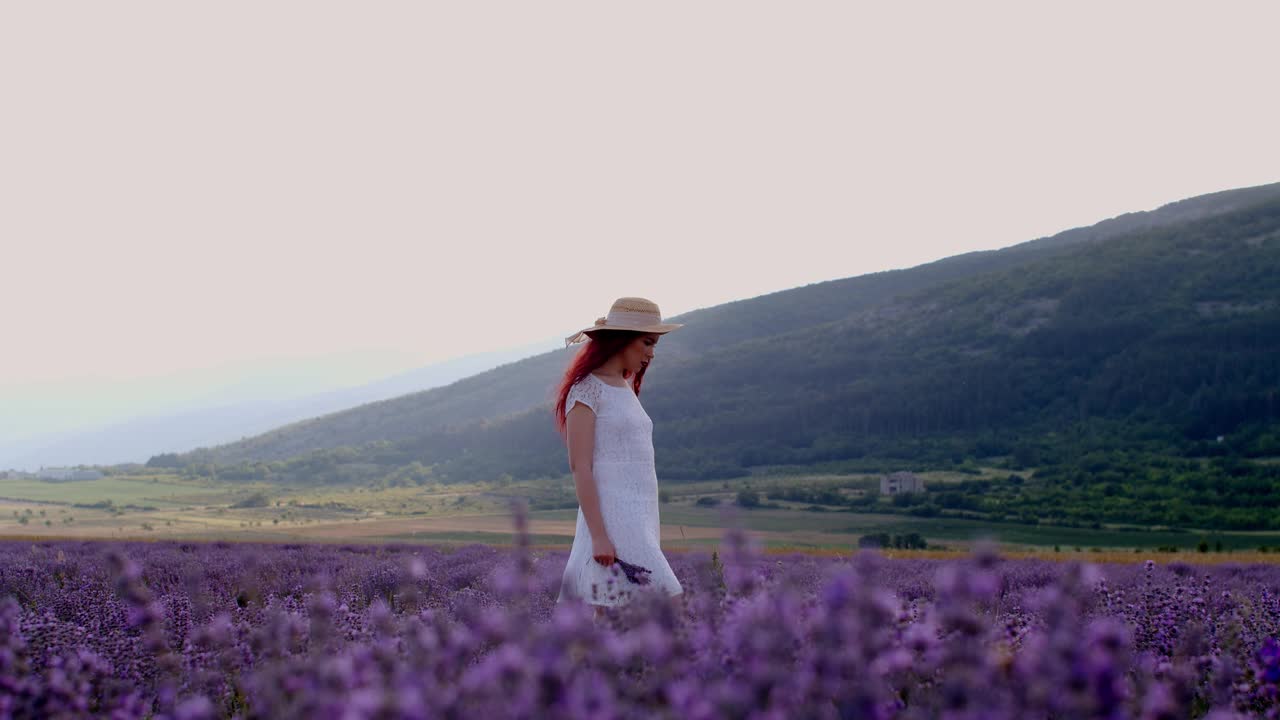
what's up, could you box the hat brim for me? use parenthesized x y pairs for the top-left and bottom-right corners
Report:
(566, 322), (684, 347)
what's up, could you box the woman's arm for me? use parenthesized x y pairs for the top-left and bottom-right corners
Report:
(566, 403), (614, 563)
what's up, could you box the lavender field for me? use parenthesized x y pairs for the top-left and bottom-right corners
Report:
(4, 509), (1280, 719)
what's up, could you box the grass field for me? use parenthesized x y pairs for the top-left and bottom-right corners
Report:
(0, 475), (229, 507)
(3, 472), (1280, 559)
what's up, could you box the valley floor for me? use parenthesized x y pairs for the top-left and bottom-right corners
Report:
(3, 471), (1280, 564)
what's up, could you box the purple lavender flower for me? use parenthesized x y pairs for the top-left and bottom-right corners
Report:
(1256, 636), (1280, 684)
(7, 533), (1280, 717)
(612, 557), (652, 586)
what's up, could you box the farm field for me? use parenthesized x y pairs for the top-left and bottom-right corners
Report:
(0, 474), (227, 507)
(5, 472), (1280, 559)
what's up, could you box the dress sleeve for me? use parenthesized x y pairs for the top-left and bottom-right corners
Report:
(565, 376), (603, 417)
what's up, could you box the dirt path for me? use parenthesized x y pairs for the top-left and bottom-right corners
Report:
(0, 507), (850, 549)
(297, 514), (728, 541)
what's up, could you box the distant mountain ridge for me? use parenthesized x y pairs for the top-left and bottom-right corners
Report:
(2, 339), (557, 470)
(172, 181), (1280, 473)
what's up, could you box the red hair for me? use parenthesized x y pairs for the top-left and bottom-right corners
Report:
(554, 330), (649, 437)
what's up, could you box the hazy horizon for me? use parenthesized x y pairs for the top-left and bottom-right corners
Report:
(4, 2), (1279, 461)
(0, 333), (567, 470)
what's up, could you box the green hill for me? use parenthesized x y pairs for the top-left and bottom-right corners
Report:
(161, 183), (1280, 530)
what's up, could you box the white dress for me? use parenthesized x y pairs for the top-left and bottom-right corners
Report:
(556, 372), (684, 606)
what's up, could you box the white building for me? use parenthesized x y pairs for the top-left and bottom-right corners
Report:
(880, 471), (924, 495)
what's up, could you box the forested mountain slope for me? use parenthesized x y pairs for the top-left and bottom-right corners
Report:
(171, 182), (1280, 470)
(280, 195), (1274, 489)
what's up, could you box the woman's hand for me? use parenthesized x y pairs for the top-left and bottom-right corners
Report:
(592, 534), (616, 567)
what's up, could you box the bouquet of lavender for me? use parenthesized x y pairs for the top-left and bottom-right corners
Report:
(613, 557), (652, 585)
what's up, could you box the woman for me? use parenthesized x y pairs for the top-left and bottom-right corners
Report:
(554, 297), (685, 620)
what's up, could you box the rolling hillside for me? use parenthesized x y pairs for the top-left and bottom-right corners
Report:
(152, 182), (1280, 530)
(170, 181), (1280, 472)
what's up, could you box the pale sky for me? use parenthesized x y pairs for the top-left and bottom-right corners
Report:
(3, 2), (1279, 436)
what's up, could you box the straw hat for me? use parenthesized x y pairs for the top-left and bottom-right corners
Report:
(565, 297), (684, 347)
